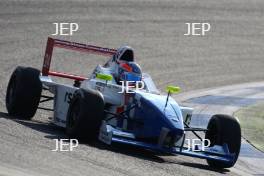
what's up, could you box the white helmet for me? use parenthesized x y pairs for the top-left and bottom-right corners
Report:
(113, 45), (134, 62)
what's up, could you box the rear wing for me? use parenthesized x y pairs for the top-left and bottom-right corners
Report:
(42, 37), (117, 81)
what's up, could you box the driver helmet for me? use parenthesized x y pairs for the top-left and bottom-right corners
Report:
(115, 61), (142, 85)
(114, 45), (134, 62)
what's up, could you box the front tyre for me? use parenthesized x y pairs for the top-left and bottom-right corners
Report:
(6, 66), (42, 119)
(66, 88), (104, 141)
(205, 114), (241, 168)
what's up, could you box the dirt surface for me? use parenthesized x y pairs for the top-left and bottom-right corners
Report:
(1, 0), (264, 175)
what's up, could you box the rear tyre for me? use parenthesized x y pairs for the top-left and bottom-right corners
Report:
(66, 88), (104, 141)
(205, 114), (241, 168)
(6, 66), (42, 119)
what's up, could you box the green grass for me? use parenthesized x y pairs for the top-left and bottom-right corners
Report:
(234, 102), (264, 152)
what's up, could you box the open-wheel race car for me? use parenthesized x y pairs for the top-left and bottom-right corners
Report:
(6, 37), (241, 169)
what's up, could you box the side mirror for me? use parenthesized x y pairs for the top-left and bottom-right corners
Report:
(96, 73), (113, 81)
(166, 86), (181, 94)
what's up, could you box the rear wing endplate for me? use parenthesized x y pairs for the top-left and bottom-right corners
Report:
(42, 37), (117, 81)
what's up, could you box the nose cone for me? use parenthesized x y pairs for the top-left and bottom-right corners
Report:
(135, 91), (184, 138)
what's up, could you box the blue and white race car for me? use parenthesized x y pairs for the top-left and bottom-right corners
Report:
(6, 38), (241, 169)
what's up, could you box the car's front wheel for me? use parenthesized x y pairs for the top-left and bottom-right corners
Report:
(66, 88), (105, 141)
(205, 114), (241, 168)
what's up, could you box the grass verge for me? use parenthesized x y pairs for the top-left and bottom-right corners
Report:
(234, 102), (264, 152)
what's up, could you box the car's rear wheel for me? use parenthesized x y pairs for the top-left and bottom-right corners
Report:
(205, 114), (241, 168)
(66, 88), (104, 141)
(6, 66), (42, 119)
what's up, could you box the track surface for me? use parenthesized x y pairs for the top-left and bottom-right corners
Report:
(176, 82), (264, 175)
(1, 0), (264, 175)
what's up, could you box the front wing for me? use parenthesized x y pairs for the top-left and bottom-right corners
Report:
(99, 122), (235, 165)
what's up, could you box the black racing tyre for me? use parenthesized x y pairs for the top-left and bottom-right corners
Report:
(6, 66), (42, 119)
(66, 88), (104, 141)
(205, 114), (241, 168)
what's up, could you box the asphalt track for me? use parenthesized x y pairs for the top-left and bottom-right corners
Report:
(176, 82), (264, 176)
(1, 0), (264, 175)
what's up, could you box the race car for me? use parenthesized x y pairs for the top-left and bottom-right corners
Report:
(5, 37), (241, 169)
